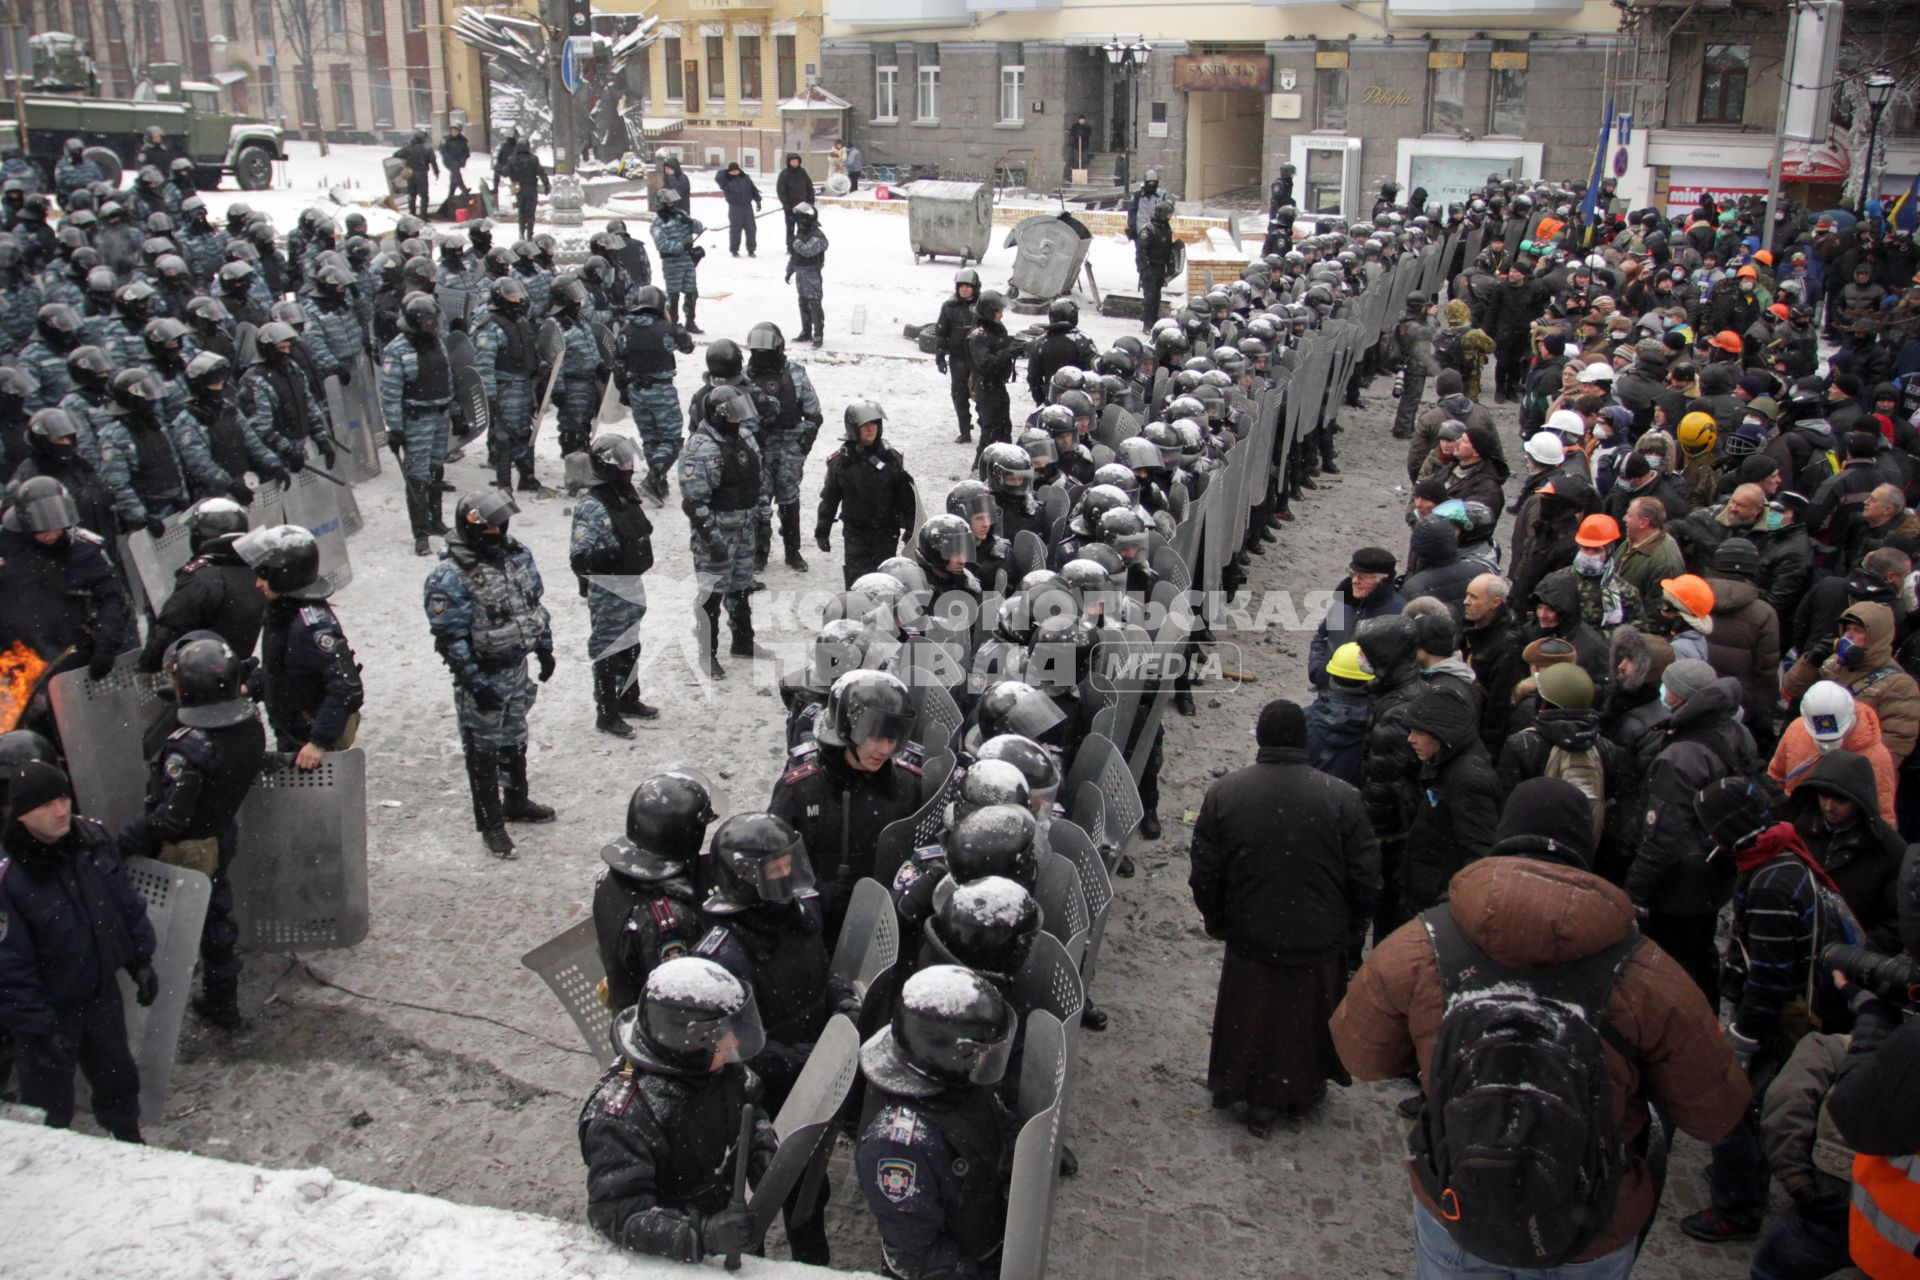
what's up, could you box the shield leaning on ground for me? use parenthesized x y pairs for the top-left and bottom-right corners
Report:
(529, 318), (567, 449)
(280, 466), (353, 594)
(49, 652), (162, 833)
(230, 747), (370, 952)
(1000, 1012), (1069, 1280)
(749, 1014), (861, 1238)
(119, 856), (211, 1123)
(317, 375), (365, 536)
(444, 328), (490, 449)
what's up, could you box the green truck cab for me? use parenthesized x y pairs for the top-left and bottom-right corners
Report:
(1, 46), (285, 191)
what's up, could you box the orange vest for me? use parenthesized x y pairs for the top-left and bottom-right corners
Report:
(1852, 1152), (1920, 1279)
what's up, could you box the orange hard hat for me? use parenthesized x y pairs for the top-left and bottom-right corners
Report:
(1754, 250), (1774, 265)
(1661, 574), (1716, 622)
(1769, 303), (1790, 319)
(1710, 330), (1744, 353)
(1737, 265), (1759, 280)
(1575, 513), (1622, 548)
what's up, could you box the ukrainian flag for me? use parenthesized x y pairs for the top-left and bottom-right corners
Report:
(1892, 172), (1920, 234)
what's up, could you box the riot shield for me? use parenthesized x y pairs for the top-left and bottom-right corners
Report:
(590, 321), (615, 425)
(1062, 731), (1142, 851)
(749, 1014), (861, 1238)
(325, 365), (381, 483)
(49, 653), (163, 834)
(1034, 850), (1089, 966)
(445, 329), (490, 450)
(520, 918), (615, 1062)
(435, 285), (475, 333)
(829, 877), (900, 995)
(280, 466), (352, 594)
(245, 475), (290, 529)
(317, 375), (366, 537)
(1039, 482), (1069, 535)
(528, 318), (566, 450)
(120, 510), (194, 613)
(1012, 530), (1047, 578)
(907, 671), (964, 753)
(119, 855), (211, 1123)
(1000, 1013), (1068, 1280)
(352, 350), (388, 455)
(872, 750), (956, 887)
(1050, 820), (1115, 989)
(230, 746), (370, 952)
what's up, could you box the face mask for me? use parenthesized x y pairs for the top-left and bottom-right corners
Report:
(1573, 549), (1609, 577)
(1639, 453), (1662, 470)
(1764, 510), (1785, 531)
(1835, 635), (1866, 668)
(1593, 424), (1613, 442)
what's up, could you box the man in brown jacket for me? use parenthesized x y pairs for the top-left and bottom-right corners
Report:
(1611, 493), (1686, 620)
(1781, 600), (1920, 765)
(1331, 778), (1749, 1275)
(1701, 536), (1782, 747)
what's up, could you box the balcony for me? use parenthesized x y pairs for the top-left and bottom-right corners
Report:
(1378, 0), (1585, 16)
(828, 0), (970, 23)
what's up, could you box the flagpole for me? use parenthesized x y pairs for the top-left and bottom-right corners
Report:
(1760, 4), (1802, 258)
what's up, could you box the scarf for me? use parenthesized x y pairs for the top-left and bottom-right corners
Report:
(1733, 821), (1842, 894)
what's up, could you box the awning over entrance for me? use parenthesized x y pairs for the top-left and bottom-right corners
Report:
(778, 85), (852, 113)
(1775, 137), (1851, 183)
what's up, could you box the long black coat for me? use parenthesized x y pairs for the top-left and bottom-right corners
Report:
(1188, 746), (1381, 967)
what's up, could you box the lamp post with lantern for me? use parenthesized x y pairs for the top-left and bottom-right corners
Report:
(1103, 37), (1151, 196)
(1860, 68), (1896, 219)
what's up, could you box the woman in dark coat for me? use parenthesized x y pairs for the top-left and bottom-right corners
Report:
(1188, 700), (1380, 1134)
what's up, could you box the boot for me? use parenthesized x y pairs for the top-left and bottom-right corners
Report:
(501, 745), (556, 823)
(593, 660), (634, 738)
(428, 472), (450, 535)
(726, 593), (772, 658)
(191, 978), (248, 1031)
(753, 520), (771, 572)
(516, 463), (543, 494)
(614, 649), (658, 719)
(463, 737), (515, 857)
(697, 595), (727, 678)
(1175, 691), (1198, 717)
(780, 503), (809, 571)
(683, 294), (703, 334)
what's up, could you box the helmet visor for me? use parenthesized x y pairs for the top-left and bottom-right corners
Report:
(638, 982), (767, 1065)
(950, 489), (997, 522)
(1021, 435), (1058, 466)
(1004, 690), (1067, 741)
(925, 522), (977, 564)
(749, 832), (817, 904)
(956, 1004), (1018, 1085)
(11, 488), (79, 531)
(849, 704), (917, 751)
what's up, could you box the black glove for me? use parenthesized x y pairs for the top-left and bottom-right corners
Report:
(27, 1034), (75, 1074)
(143, 515), (167, 538)
(536, 650), (556, 683)
(465, 682), (504, 712)
(318, 441), (337, 468)
(264, 466), (291, 486)
(784, 270), (793, 284)
(815, 530), (831, 553)
(228, 478), (255, 504)
(387, 435), (405, 461)
(698, 1206), (755, 1259)
(936, 353), (948, 373)
(338, 366), (351, 386)
(88, 649), (117, 681)
(287, 451), (307, 473)
(1803, 640), (1834, 668)
(129, 963), (159, 1008)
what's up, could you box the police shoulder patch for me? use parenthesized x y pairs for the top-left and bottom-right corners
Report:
(875, 1157), (917, 1203)
(427, 592), (451, 616)
(695, 926), (730, 956)
(885, 1106), (921, 1145)
(601, 1069), (638, 1117)
(781, 760), (819, 786)
(299, 604), (333, 627)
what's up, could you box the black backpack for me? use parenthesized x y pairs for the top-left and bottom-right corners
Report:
(1410, 907), (1643, 1268)
(1433, 327), (1465, 375)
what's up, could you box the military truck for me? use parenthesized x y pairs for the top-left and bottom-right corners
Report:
(1, 48), (285, 191)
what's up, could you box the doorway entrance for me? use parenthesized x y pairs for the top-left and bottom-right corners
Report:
(1183, 90), (1263, 203)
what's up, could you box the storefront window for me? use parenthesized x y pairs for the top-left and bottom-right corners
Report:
(1698, 44), (1749, 125)
(1489, 44), (1526, 135)
(1427, 43), (1465, 134)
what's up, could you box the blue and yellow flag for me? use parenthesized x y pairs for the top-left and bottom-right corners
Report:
(1890, 171), (1920, 234)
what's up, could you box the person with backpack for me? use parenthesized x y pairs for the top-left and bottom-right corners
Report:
(1331, 777), (1749, 1278)
(1680, 778), (1861, 1244)
(1398, 683), (1502, 916)
(1495, 663), (1625, 861)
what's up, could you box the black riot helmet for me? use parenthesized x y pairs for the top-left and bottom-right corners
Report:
(972, 680), (1066, 746)
(482, 246), (514, 279)
(109, 367), (163, 412)
(816, 668), (914, 751)
(234, 524), (325, 597)
(705, 338), (744, 382)
(173, 637), (253, 728)
(1026, 614), (1097, 694)
(468, 218), (494, 254)
(26, 407), (78, 455)
(1, 475), (79, 533)
(703, 811), (815, 914)
(1046, 297), (1079, 330)
(401, 291), (442, 336)
(945, 478), (996, 526)
(632, 285), (668, 316)
(952, 758), (1030, 822)
(587, 433), (641, 485)
(185, 496), (249, 554)
(489, 275), (528, 311)
(927, 876), (1042, 978)
(861, 965), (1015, 1095)
(953, 267), (980, 297)
(975, 290), (1006, 324)
(973, 733), (1061, 813)
(0, 728), (59, 771)
(915, 513), (976, 572)
(745, 321), (785, 369)
(64, 344), (113, 389)
(550, 277), (587, 314)
(844, 398), (885, 443)
(942, 803), (1038, 890)
(35, 302), (80, 346)
(703, 384), (756, 434)
(604, 769), (722, 882)
(455, 489), (515, 555)
(612, 957), (765, 1075)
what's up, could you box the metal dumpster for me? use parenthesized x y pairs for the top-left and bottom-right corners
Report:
(1005, 211), (1093, 302)
(908, 180), (995, 265)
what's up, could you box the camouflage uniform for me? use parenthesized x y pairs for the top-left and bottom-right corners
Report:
(552, 314), (602, 457)
(471, 307), (541, 488)
(748, 359), (821, 566)
(16, 338), (73, 409)
(170, 398), (285, 501)
(436, 261), (483, 331)
(423, 536), (551, 750)
(570, 492), (650, 661)
(381, 331), (455, 538)
(787, 225), (828, 341)
(679, 416), (763, 661)
(301, 294), (365, 382)
(0, 278), (43, 350)
(513, 263), (550, 320)
(97, 410), (191, 525)
(53, 155), (102, 201)
(649, 213), (705, 327)
(181, 227), (225, 284)
(613, 310), (694, 482)
(99, 317), (142, 367)
(39, 270), (85, 311)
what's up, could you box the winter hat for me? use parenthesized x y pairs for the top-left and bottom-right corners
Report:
(1661, 657), (1717, 703)
(1491, 778), (1596, 869)
(1831, 372), (1863, 398)
(1619, 452), (1653, 481)
(1463, 425), (1500, 462)
(1524, 431), (1566, 466)
(1255, 699), (1308, 749)
(1408, 609), (1458, 659)
(1712, 536), (1761, 579)
(1406, 683), (1475, 747)
(1349, 546), (1397, 576)
(1434, 368), (1464, 397)
(6, 760), (69, 816)
(1444, 299), (1471, 326)
(1539, 333), (1566, 357)
(1519, 636), (1578, 668)
(1636, 339), (1670, 367)
(1438, 420), (1467, 441)
(1737, 373), (1772, 400)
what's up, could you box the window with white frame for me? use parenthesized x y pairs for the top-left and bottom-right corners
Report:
(1000, 64), (1024, 123)
(916, 63), (939, 121)
(875, 64), (899, 121)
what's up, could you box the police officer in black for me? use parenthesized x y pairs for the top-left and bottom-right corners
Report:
(967, 291), (1024, 453)
(891, 802), (1039, 971)
(856, 965), (1019, 1280)
(0, 477), (135, 691)
(935, 269), (981, 443)
(578, 957), (775, 1264)
(236, 524), (365, 771)
(816, 400), (917, 589)
(1025, 297), (1098, 406)
(137, 498), (267, 671)
(694, 811), (852, 1265)
(122, 636), (266, 1031)
(594, 771), (719, 1014)
(768, 669), (923, 942)
(11, 405), (121, 554)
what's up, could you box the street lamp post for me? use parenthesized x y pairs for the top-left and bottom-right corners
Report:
(1861, 68), (1896, 219)
(1103, 37), (1150, 196)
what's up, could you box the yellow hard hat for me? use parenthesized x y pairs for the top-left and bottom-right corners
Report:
(1677, 411), (1718, 454)
(1326, 641), (1374, 684)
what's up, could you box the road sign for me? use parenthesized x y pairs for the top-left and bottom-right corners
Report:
(561, 36), (582, 95)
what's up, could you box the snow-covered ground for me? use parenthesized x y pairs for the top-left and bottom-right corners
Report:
(49, 142), (1762, 1278)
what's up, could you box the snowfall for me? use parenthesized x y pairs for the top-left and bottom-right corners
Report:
(9, 140), (1772, 1277)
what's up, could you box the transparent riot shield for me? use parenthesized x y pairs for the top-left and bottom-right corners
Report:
(520, 918), (615, 1063)
(48, 653), (163, 833)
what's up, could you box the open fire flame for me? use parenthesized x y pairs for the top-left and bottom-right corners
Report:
(0, 639), (51, 733)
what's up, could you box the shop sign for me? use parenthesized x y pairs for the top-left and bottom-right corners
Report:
(1172, 54), (1272, 93)
(1360, 85), (1415, 108)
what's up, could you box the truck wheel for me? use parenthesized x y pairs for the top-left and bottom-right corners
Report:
(234, 145), (274, 191)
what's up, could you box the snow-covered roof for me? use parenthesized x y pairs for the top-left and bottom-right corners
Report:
(778, 85), (851, 114)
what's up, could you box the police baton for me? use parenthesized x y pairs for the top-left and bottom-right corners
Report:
(726, 1104), (753, 1272)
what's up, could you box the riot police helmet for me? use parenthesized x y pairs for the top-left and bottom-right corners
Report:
(233, 524), (325, 597)
(816, 668), (914, 753)
(1, 475), (78, 533)
(703, 811), (815, 913)
(942, 803), (1039, 890)
(928, 876), (1042, 979)
(604, 769), (722, 881)
(705, 337), (744, 381)
(185, 496), (248, 554)
(862, 965), (1015, 1094)
(172, 636), (254, 728)
(612, 957), (765, 1073)
(587, 433), (642, 485)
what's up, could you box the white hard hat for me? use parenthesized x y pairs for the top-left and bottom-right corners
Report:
(1523, 431), (1566, 466)
(1801, 680), (1856, 751)
(1577, 361), (1616, 384)
(1546, 408), (1588, 438)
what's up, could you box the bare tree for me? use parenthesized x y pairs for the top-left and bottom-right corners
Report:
(272, 0), (338, 153)
(1833, 35), (1920, 209)
(94, 0), (155, 90)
